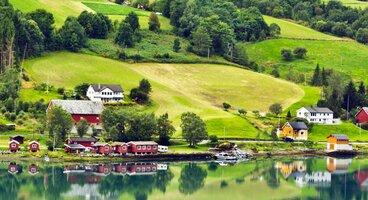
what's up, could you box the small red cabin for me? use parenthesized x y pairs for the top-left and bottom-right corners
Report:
(9, 135), (24, 144)
(8, 163), (18, 174)
(29, 164), (39, 175)
(128, 141), (158, 155)
(355, 107), (368, 124)
(93, 142), (112, 154)
(112, 142), (128, 154)
(64, 143), (86, 153)
(29, 141), (40, 152)
(9, 140), (20, 152)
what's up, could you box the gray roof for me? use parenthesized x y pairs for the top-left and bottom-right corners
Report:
(64, 144), (86, 149)
(288, 122), (308, 130)
(328, 134), (349, 140)
(50, 100), (104, 115)
(128, 141), (158, 145)
(305, 107), (333, 113)
(91, 84), (123, 92)
(93, 142), (110, 147)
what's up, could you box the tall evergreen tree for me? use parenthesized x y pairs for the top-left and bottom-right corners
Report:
(59, 17), (86, 52)
(311, 64), (321, 86)
(115, 21), (134, 47)
(191, 26), (212, 56)
(124, 11), (140, 31)
(321, 67), (328, 86)
(342, 81), (359, 111)
(148, 12), (161, 32)
(359, 82), (365, 95)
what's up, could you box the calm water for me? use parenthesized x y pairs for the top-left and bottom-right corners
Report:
(1, 156), (368, 200)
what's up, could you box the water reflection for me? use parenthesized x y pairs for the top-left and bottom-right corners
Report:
(3, 157), (368, 199)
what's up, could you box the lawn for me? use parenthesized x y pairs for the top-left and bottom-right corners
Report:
(83, 2), (172, 30)
(309, 122), (368, 142)
(263, 15), (342, 40)
(19, 88), (62, 103)
(322, 0), (368, 8)
(9, 0), (95, 27)
(23, 52), (305, 138)
(283, 85), (321, 116)
(246, 39), (368, 82)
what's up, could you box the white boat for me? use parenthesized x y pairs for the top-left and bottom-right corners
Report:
(214, 152), (237, 160)
(44, 155), (50, 162)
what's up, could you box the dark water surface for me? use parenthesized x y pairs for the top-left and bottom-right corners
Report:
(1, 156), (367, 200)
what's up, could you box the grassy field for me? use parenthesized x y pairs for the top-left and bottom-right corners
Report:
(83, 2), (172, 30)
(263, 15), (342, 40)
(23, 52), (305, 138)
(309, 122), (368, 142)
(322, 0), (368, 8)
(9, 0), (96, 27)
(283, 86), (321, 115)
(246, 39), (368, 82)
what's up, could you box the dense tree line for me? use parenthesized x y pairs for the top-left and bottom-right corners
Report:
(227, 0), (368, 44)
(156, 0), (279, 59)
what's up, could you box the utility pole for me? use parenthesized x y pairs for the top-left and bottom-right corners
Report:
(346, 96), (350, 120)
(207, 48), (210, 59)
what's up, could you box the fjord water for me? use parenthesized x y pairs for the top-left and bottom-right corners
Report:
(1, 157), (367, 200)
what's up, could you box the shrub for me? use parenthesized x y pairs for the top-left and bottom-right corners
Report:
(293, 47), (307, 59)
(57, 87), (65, 95)
(118, 51), (128, 60)
(209, 135), (218, 143)
(238, 108), (247, 115)
(222, 102), (231, 110)
(281, 48), (293, 61)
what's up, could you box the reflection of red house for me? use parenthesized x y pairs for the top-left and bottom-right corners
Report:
(8, 163), (18, 174)
(97, 165), (113, 176)
(114, 163), (128, 175)
(93, 142), (112, 154)
(128, 141), (158, 155)
(65, 137), (98, 149)
(112, 142), (128, 154)
(29, 141), (40, 152)
(29, 164), (39, 175)
(355, 170), (368, 187)
(9, 140), (19, 152)
(128, 163), (157, 175)
(355, 107), (368, 124)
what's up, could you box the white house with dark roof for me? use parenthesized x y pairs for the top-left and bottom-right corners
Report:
(87, 84), (124, 103)
(296, 107), (334, 124)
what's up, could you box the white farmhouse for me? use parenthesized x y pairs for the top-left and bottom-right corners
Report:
(86, 84), (124, 103)
(296, 107), (334, 124)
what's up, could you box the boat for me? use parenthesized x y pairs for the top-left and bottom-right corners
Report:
(44, 154), (50, 162)
(214, 152), (237, 160)
(234, 150), (252, 159)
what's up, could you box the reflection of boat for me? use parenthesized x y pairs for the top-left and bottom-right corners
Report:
(44, 154), (50, 162)
(215, 152), (237, 160)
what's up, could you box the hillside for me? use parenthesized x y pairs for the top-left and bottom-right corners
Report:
(22, 52), (306, 138)
(263, 15), (342, 40)
(246, 39), (368, 83)
(322, 0), (368, 8)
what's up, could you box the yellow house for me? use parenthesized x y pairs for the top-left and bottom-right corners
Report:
(277, 122), (308, 140)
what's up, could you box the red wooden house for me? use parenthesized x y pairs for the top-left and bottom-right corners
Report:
(29, 141), (40, 152)
(93, 142), (112, 154)
(8, 163), (18, 174)
(111, 142), (128, 154)
(355, 107), (368, 124)
(127, 141), (158, 155)
(9, 135), (24, 144)
(65, 137), (98, 151)
(9, 140), (20, 152)
(47, 100), (104, 133)
(29, 164), (39, 175)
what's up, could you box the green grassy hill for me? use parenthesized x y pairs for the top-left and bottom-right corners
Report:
(322, 0), (368, 8)
(246, 39), (368, 82)
(263, 15), (342, 40)
(22, 52), (306, 138)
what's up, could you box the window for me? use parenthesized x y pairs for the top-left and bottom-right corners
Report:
(104, 146), (110, 151)
(299, 112), (301, 115)
(122, 146), (127, 150)
(301, 132), (304, 135)
(142, 145), (146, 150)
(147, 167), (151, 172)
(153, 146), (157, 150)
(32, 144), (37, 148)
(11, 143), (16, 148)
(137, 145), (141, 150)
(136, 167), (141, 172)
(147, 146), (151, 150)
(152, 167), (156, 171)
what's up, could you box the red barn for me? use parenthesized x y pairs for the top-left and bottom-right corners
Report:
(112, 142), (128, 154)
(47, 100), (104, 133)
(29, 141), (40, 152)
(65, 137), (98, 151)
(9, 140), (19, 152)
(93, 142), (112, 154)
(128, 141), (158, 155)
(355, 107), (368, 124)
(29, 164), (39, 175)
(8, 163), (18, 174)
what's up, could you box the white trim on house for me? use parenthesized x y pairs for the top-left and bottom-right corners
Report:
(296, 107), (334, 124)
(87, 84), (124, 103)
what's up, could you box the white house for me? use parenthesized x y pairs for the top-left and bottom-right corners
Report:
(296, 107), (334, 124)
(86, 84), (124, 103)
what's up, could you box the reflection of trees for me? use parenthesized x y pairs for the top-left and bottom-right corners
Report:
(44, 166), (71, 200)
(179, 163), (207, 195)
(155, 169), (174, 193)
(264, 162), (280, 189)
(317, 173), (361, 200)
(0, 174), (20, 200)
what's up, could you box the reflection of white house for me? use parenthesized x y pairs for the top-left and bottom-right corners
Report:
(290, 172), (332, 187)
(87, 84), (124, 103)
(62, 184), (118, 199)
(296, 107), (334, 124)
